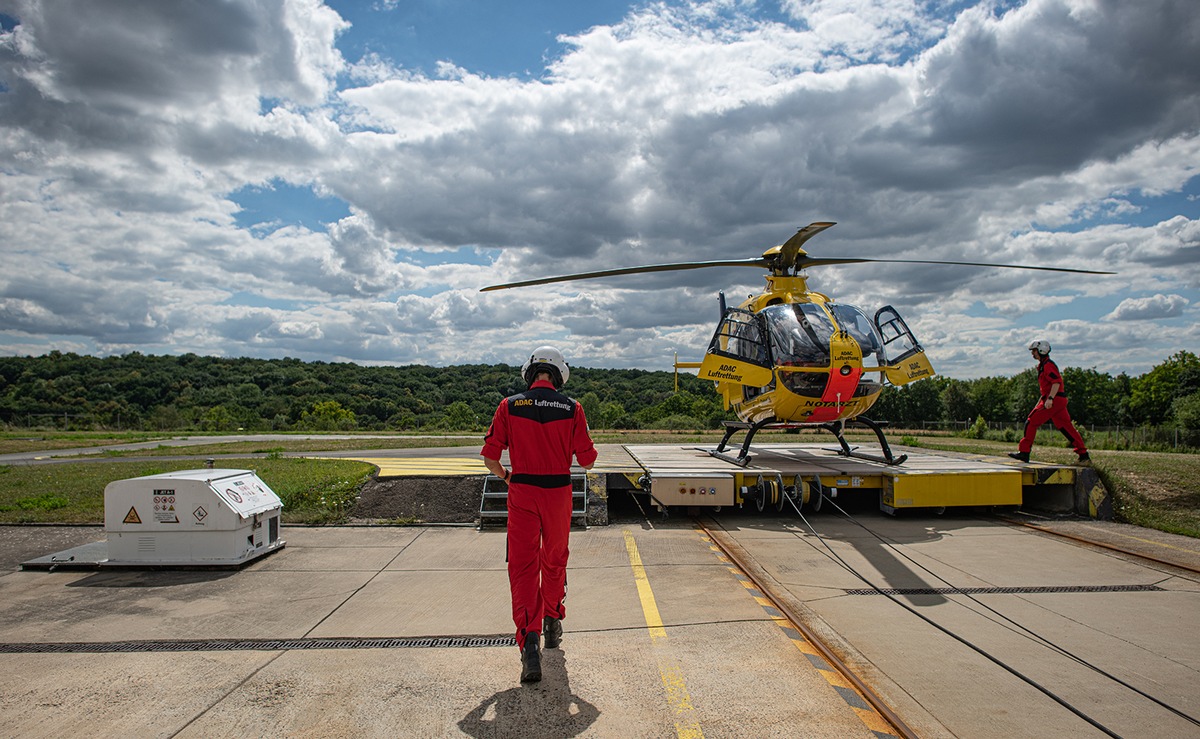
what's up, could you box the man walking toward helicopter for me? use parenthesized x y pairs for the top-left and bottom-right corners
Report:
(481, 346), (597, 683)
(1009, 340), (1090, 464)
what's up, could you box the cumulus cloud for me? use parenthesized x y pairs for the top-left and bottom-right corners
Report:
(1, 0), (1198, 377)
(1104, 294), (1190, 321)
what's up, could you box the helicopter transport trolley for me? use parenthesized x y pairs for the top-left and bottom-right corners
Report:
(614, 443), (1107, 519)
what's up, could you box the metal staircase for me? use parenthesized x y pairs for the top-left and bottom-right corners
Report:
(478, 473), (589, 529)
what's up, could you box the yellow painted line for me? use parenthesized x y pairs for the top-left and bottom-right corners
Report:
(625, 530), (668, 641)
(337, 457), (489, 477)
(623, 530), (704, 739)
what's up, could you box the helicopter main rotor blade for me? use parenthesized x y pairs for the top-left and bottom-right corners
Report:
(480, 257), (767, 292)
(793, 256), (1115, 275)
(778, 221), (837, 269)
(480, 241), (1115, 293)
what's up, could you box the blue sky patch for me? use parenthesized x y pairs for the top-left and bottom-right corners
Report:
(397, 245), (497, 268)
(962, 301), (994, 318)
(231, 181), (351, 234)
(329, 0), (639, 79)
(1036, 175), (1200, 233)
(1122, 176), (1200, 226)
(220, 291), (310, 311)
(1020, 295), (1122, 326)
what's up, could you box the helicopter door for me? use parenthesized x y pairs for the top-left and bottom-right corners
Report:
(698, 308), (775, 388)
(874, 305), (936, 386)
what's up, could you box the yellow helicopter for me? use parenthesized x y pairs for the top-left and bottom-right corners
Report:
(481, 222), (1112, 467)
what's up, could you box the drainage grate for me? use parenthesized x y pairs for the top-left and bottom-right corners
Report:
(846, 583), (1165, 596)
(0, 635), (516, 654)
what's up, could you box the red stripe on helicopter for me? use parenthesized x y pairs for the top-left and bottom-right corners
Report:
(805, 366), (863, 423)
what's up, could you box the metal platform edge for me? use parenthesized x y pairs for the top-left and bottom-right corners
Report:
(20, 540), (287, 571)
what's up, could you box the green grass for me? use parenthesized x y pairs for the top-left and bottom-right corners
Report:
(0, 432), (171, 455)
(1088, 454), (1200, 538)
(10, 493), (71, 512)
(0, 458), (374, 525)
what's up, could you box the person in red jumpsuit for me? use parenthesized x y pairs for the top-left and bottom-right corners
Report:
(1009, 340), (1090, 464)
(481, 346), (597, 683)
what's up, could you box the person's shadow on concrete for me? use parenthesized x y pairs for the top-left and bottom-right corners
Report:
(458, 649), (599, 738)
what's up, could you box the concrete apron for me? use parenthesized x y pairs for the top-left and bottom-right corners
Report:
(713, 513), (1200, 739)
(0, 525), (894, 738)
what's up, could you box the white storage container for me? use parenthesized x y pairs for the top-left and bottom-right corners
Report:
(104, 469), (285, 566)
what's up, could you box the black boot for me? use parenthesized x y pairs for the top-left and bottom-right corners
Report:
(1077, 452), (1091, 463)
(520, 632), (541, 682)
(1007, 451), (1030, 463)
(543, 616), (562, 649)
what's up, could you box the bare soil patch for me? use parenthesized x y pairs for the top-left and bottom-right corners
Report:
(351, 475), (485, 524)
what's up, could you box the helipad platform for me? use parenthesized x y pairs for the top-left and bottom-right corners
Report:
(616, 443), (1105, 517)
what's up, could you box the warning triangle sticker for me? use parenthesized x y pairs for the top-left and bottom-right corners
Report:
(123, 507), (142, 524)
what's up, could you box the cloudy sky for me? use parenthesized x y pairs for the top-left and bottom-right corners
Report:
(1, 0), (1197, 379)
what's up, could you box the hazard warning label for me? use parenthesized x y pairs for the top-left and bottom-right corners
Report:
(153, 489), (179, 523)
(123, 507), (142, 524)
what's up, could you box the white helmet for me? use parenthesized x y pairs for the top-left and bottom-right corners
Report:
(1029, 340), (1051, 356)
(522, 345), (570, 388)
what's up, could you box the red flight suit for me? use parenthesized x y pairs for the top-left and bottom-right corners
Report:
(481, 379), (597, 646)
(1018, 356), (1088, 455)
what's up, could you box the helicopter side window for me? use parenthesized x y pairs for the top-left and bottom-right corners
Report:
(763, 304), (833, 368)
(829, 304), (887, 363)
(708, 308), (771, 368)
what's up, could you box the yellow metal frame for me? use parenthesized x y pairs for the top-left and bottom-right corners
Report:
(882, 470), (1022, 509)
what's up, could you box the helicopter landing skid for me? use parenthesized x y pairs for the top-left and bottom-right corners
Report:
(706, 418), (787, 467)
(821, 417), (908, 466)
(706, 417), (908, 467)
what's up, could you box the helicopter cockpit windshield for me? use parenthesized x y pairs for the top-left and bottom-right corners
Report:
(763, 304), (834, 368)
(762, 303), (833, 397)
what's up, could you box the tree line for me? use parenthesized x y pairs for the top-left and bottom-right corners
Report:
(0, 351), (725, 432)
(0, 350), (1197, 435)
(873, 350), (1200, 432)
